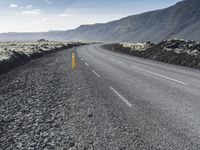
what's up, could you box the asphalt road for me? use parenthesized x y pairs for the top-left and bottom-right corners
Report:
(1, 44), (200, 149)
(77, 44), (200, 149)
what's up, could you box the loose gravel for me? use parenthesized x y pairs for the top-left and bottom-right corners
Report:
(0, 47), (146, 149)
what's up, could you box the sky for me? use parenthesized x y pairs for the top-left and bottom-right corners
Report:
(0, 0), (182, 33)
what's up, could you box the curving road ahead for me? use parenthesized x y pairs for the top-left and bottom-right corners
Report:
(77, 44), (200, 149)
(1, 44), (200, 149)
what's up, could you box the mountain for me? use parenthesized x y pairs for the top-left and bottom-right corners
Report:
(0, 0), (200, 42)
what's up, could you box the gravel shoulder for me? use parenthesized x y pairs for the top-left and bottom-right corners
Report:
(0, 46), (144, 150)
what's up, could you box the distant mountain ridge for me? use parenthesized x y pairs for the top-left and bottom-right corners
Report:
(0, 0), (200, 42)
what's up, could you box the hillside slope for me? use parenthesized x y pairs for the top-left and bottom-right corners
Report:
(61, 0), (200, 42)
(0, 0), (200, 42)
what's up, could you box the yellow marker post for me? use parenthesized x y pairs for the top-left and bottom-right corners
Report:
(72, 52), (76, 69)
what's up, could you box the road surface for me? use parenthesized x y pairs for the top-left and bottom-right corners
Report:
(1, 44), (200, 149)
(77, 44), (200, 149)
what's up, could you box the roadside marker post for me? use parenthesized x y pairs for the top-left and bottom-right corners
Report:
(72, 45), (76, 69)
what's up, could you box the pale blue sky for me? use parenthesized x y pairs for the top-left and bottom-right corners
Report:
(0, 0), (182, 33)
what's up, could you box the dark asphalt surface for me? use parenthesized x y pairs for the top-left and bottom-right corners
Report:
(77, 44), (200, 149)
(1, 44), (200, 149)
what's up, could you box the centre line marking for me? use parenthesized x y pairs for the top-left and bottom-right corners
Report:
(92, 70), (101, 78)
(81, 58), (84, 61)
(109, 86), (132, 107)
(85, 62), (89, 67)
(131, 65), (188, 85)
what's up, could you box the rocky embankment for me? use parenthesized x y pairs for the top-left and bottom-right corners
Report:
(104, 39), (200, 70)
(0, 40), (88, 75)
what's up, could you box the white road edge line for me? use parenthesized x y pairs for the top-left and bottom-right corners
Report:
(110, 57), (124, 64)
(85, 62), (89, 67)
(131, 65), (188, 85)
(92, 70), (101, 78)
(109, 86), (132, 107)
(116, 60), (124, 64)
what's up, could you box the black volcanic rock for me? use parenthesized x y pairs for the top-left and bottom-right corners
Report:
(104, 39), (200, 69)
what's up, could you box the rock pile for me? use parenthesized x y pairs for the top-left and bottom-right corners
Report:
(0, 41), (88, 75)
(104, 39), (200, 69)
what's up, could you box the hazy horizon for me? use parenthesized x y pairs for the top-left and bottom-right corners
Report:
(0, 0), (182, 33)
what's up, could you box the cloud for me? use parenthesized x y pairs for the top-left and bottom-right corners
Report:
(44, 0), (52, 5)
(26, 5), (33, 9)
(42, 17), (48, 21)
(59, 9), (72, 17)
(21, 9), (42, 15)
(59, 13), (72, 17)
(33, 17), (48, 24)
(9, 4), (18, 8)
(33, 19), (39, 23)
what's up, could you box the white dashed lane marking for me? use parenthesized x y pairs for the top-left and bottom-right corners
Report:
(85, 62), (89, 67)
(92, 70), (101, 78)
(109, 86), (132, 107)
